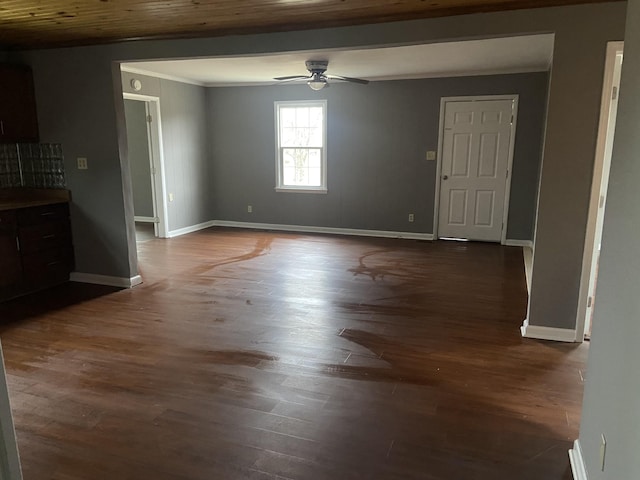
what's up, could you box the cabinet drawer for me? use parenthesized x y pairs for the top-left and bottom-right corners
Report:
(0, 233), (19, 258)
(22, 248), (73, 287)
(0, 210), (17, 227)
(17, 203), (69, 226)
(0, 255), (22, 288)
(19, 220), (71, 254)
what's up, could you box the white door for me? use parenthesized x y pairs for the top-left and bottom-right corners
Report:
(584, 51), (623, 336)
(123, 93), (169, 238)
(438, 98), (515, 242)
(124, 99), (158, 235)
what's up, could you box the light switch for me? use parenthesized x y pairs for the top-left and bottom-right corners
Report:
(77, 157), (88, 170)
(169, 193), (174, 202)
(426, 151), (437, 161)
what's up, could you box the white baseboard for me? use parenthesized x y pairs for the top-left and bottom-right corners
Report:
(211, 220), (434, 241)
(134, 216), (155, 223)
(520, 319), (577, 342)
(505, 239), (534, 248)
(569, 439), (588, 480)
(168, 220), (216, 238)
(70, 272), (143, 288)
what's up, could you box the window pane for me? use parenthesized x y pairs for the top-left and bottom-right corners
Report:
(309, 107), (323, 128)
(295, 107), (310, 127)
(283, 149), (296, 168)
(308, 168), (321, 186)
(294, 128), (311, 147)
(281, 127), (297, 147)
(282, 148), (308, 186)
(277, 102), (326, 190)
(279, 106), (324, 147)
(308, 127), (322, 147)
(281, 108), (296, 128)
(282, 148), (325, 186)
(282, 127), (322, 148)
(283, 165), (296, 185)
(308, 149), (321, 168)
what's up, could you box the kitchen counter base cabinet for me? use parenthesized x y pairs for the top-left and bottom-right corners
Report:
(0, 210), (22, 298)
(0, 202), (74, 302)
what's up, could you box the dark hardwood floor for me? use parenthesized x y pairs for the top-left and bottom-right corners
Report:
(0, 228), (587, 480)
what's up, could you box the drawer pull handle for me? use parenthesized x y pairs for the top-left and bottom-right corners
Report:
(40, 212), (56, 216)
(43, 234), (56, 239)
(47, 261), (62, 266)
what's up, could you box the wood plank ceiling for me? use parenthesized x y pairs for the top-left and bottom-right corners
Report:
(0, 0), (617, 49)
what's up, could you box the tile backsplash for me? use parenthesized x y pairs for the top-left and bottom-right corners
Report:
(0, 143), (66, 189)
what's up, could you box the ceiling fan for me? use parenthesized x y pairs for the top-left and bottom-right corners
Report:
(274, 60), (369, 90)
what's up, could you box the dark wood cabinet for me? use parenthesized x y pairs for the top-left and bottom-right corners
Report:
(0, 211), (22, 297)
(0, 64), (39, 144)
(18, 203), (74, 289)
(0, 202), (74, 301)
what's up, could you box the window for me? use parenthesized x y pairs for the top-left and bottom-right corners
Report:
(275, 100), (327, 193)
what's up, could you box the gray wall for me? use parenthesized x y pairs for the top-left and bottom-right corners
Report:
(19, 54), (135, 279)
(527, 9), (625, 330)
(208, 73), (547, 239)
(577, 1), (640, 478)
(160, 79), (211, 232)
(16, 2), (625, 333)
(121, 71), (211, 233)
(124, 99), (154, 218)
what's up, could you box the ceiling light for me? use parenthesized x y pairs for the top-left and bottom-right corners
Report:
(307, 74), (327, 91)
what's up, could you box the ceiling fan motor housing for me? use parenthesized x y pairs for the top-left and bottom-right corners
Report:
(305, 60), (329, 74)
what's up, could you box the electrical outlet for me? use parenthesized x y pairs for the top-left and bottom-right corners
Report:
(426, 151), (437, 161)
(247, 205), (253, 213)
(408, 213), (415, 222)
(168, 193), (174, 202)
(77, 157), (88, 170)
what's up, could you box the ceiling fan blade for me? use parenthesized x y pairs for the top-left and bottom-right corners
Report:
(326, 75), (369, 85)
(274, 75), (310, 81)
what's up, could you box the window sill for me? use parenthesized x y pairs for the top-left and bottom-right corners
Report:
(275, 187), (328, 194)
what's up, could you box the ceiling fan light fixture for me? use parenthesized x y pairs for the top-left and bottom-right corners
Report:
(307, 73), (327, 91)
(308, 80), (326, 91)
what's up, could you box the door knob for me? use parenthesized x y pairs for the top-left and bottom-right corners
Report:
(442, 175), (449, 180)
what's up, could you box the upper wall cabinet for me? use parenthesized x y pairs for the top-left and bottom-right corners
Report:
(0, 64), (39, 144)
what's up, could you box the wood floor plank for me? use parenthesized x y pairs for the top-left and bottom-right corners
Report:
(0, 228), (585, 479)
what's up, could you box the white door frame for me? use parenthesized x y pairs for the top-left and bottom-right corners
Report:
(0, 341), (22, 480)
(123, 93), (169, 238)
(575, 41), (624, 341)
(433, 95), (519, 244)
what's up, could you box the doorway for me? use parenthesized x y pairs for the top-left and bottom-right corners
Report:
(122, 93), (169, 239)
(434, 96), (518, 243)
(576, 42), (624, 340)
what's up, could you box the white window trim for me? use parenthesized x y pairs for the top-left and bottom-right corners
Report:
(274, 100), (328, 193)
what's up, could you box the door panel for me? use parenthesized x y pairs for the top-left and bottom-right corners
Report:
(448, 190), (468, 225)
(475, 190), (495, 226)
(438, 99), (514, 242)
(478, 133), (499, 177)
(451, 133), (472, 177)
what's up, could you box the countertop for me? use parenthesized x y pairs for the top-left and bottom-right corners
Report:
(0, 198), (68, 212)
(0, 188), (70, 212)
